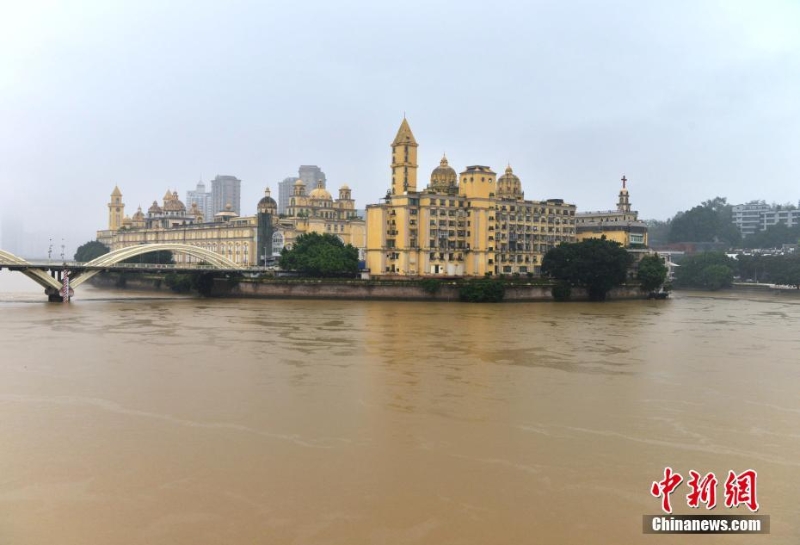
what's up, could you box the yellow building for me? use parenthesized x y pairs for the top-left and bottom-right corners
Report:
(275, 181), (366, 257)
(575, 176), (648, 247)
(97, 184), (366, 266)
(366, 119), (577, 277)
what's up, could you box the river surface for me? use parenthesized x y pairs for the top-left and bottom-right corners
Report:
(1, 270), (799, 544)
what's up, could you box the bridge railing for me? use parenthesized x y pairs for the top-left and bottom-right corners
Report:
(16, 261), (239, 270)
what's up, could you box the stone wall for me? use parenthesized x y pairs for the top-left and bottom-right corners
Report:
(215, 279), (647, 302)
(90, 273), (649, 302)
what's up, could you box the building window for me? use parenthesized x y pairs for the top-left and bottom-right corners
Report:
(272, 231), (284, 256)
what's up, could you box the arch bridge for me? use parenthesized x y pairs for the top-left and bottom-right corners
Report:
(0, 244), (244, 301)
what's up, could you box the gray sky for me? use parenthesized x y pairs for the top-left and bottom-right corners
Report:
(2, 0), (799, 254)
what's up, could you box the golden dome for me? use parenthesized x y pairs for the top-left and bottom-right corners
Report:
(497, 164), (523, 199)
(163, 191), (186, 212)
(309, 181), (332, 200)
(429, 155), (457, 193)
(340, 184), (350, 191)
(294, 179), (305, 186)
(148, 201), (162, 214)
(132, 206), (145, 220)
(258, 187), (278, 213)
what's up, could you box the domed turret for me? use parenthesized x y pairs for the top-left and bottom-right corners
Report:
(258, 187), (278, 214)
(189, 202), (204, 222)
(339, 184), (352, 201)
(148, 201), (163, 215)
(163, 191), (186, 212)
(309, 181), (332, 201)
(497, 165), (523, 200)
(215, 203), (239, 222)
(132, 206), (145, 221)
(429, 155), (458, 194)
(132, 206), (146, 228)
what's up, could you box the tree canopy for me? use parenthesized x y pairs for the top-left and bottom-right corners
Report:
(674, 252), (735, 290)
(74, 240), (109, 262)
(279, 232), (359, 277)
(667, 197), (740, 246)
(644, 219), (671, 246)
(742, 223), (800, 249)
(458, 277), (505, 302)
(637, 254), (668, 292)
(736, 253), (800, 288)
(541, 238), (634, 301)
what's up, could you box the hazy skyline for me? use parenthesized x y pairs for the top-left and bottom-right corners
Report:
(2, 0), (799, 254)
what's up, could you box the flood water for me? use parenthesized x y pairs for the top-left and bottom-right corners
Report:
(1, 270), (799, 544)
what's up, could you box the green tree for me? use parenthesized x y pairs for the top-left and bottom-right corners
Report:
(644, 219), (671, 246)
(541, 238), (634, 301)
(279, 232), (359, 277)
(674, 252), (735, 290)
(766, 255), (800, 288)
(637, 254), (668, 292)
(458, 277), (505, 302)
(735, 253), (768, 282)
(668, 197), (740, 246)
(74, 240), (109, 262)
(698, 264), (734, 291)
(420, 278), (442, 295)
(742, 223), (800, 249)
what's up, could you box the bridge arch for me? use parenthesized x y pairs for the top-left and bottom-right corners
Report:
(0, 249), (62, 291)
(71, 243), (243, 287)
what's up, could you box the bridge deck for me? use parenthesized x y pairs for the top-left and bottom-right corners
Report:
(1, 262), (258, 273)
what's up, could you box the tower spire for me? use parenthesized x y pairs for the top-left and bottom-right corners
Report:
(617, 175), (631, 212)
(390, 118), (419, 195)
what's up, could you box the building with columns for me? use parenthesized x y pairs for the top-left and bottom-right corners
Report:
(366, 119), (577, 277)
(96, 183), (366, 267)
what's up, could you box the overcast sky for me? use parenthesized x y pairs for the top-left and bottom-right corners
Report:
(2, 0), (799, 253)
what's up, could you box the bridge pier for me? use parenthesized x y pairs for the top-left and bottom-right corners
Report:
(45, 287), (66, 302)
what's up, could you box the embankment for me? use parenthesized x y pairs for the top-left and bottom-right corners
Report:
(212, 278), (646, 302)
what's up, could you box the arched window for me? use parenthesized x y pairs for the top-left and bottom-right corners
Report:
(272, 231), (284, 256)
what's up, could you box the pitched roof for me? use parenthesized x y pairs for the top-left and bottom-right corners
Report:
(392, 118), (418, 146)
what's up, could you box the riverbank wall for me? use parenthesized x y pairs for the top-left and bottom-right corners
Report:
(90, 273), (648, 302)
(732, 282), (800, 294)
(212, 278), (646, 302)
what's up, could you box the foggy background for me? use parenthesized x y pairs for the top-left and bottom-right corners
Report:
(1, 0), (798, 257)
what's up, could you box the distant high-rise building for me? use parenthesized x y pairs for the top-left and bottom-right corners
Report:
(210, 175), (241, 216)
(277, 166), (327, 215)
(278, 177), (299, 215)
(187, 179), (212, 221)
(298, 165), (326, 190)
